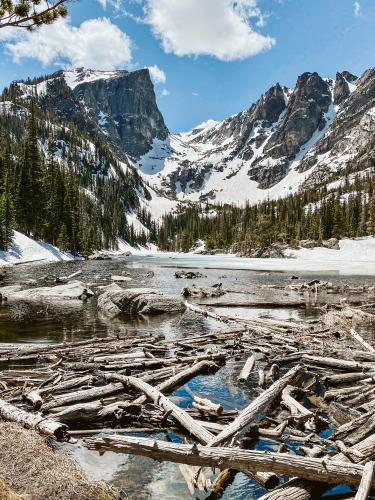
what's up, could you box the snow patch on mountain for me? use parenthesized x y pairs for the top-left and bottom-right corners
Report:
(64, 68), (127, 90)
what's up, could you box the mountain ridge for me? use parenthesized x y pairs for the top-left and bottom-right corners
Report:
(2, 65), (375, 214)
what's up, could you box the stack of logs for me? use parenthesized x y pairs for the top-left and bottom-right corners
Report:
(1, 299), (375, 499)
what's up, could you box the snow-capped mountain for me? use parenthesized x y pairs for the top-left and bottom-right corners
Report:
(137, 69), (375, 205)
(7, 67), (168, 160)
(5, 66), (375, 212)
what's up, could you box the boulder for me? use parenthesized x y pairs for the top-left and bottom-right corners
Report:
(88, 253), (112, 261)
(98, 286), (186, 318)
(299, 239), (317, 249)
(322, 238), (340, 250)
(111, 275), (133, 282)
(182, 285), (225, 298)
(175, 271), (205, 279)
(7, 281), (94, 304)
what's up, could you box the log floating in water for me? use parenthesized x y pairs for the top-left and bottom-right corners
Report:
(85, 434), (375, 489)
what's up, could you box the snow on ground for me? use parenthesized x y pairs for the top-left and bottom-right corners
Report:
(0, 231), (77, 266)
(137, 237), (375, 275)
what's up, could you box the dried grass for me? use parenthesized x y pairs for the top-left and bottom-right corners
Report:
(0, 422), (116, 500)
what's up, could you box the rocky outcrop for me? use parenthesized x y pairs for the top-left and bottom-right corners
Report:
(9, 68), (168, 160)
(98, 286), (186, 317)
(334, 71), (357, 105)
(7, 281), (94, 304)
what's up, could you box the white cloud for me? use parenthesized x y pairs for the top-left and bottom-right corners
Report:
(147, 65), (166, 84)
(144, 0), (274, 61)
(4, 17), (132, 70)
(161, 88), (170, 96)
(97, 0), (107, 7)
(192, 91), (199, 96)
(354, 1), (361, 17)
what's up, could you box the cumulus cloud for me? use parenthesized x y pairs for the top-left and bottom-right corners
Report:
(144, 0), (274, 61)
(354, 1), (361, 17)
(147, 65), (166, 84)
(4, 17), (132, 70)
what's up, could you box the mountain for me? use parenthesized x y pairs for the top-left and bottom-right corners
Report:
(5, 67), (169, 160)
(137, 68), (375, 206)
(0, 68), (176, 254)
(7, 65), (375, 213)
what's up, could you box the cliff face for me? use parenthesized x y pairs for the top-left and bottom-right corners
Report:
(9, 68), (169, 160)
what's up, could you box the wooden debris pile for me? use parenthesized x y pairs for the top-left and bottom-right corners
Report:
(1, 297), (375, 499)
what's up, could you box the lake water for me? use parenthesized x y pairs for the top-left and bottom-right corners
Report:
(1, 253), (374, 499)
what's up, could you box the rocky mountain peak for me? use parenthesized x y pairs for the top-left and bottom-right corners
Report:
(334, 71), (358, 105)
(6, 67), (168, 160)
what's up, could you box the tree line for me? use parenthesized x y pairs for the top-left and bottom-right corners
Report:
(157, 161), (375, 254)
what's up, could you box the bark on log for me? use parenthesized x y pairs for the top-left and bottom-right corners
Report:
(354, 461), (375, 500)
(85, 435), (375, 488)
(42, 382), (126, 411)
(0, 398), (67, 439)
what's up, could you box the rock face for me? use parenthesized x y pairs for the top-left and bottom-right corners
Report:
(137, 66), (375, 206)
(10, 68), (168, 160)
(98, 286), (186, 317)
(6, 65), (375, 210)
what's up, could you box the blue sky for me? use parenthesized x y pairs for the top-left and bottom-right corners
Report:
(0, 0), (374, 131)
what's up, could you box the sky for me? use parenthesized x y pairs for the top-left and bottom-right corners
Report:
(0, 0), (374, 132)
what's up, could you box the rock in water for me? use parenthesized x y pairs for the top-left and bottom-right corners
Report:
(182, 285), (226, 298)
(7, 281), (94, 304)
(98, 286), (186, 317)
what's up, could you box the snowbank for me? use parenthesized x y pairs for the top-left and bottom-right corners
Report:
(0, 231), (76, 266)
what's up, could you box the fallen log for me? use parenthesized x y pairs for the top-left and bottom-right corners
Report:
(238, 354), (256, 382)
(85, 434), (375, 488)
(354, 461), (375, 500)
(0, 398), (67, 439)
(192, 395), (223, 417)
(262, 424), (375, 499)
(301, 355), (372, 372)
(350, 328), (375, 354)
(42, 382), (126, 411)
